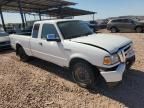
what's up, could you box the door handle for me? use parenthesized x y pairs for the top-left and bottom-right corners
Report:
(38, 42), (43, 46)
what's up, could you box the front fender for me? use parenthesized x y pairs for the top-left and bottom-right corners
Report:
(69, 53), (96, 67)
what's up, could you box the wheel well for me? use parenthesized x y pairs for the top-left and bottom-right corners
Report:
(16, 44), (22, 55)
(135, 26), (142, 30)
(110, 26), (118, 30)
(69, 58), (100, 74)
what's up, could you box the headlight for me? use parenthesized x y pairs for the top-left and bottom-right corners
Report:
(103, 54), (120, 65)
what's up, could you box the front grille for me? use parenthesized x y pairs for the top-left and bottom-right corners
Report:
(124, 45), (131, 52)
(118, 44), (132, 62)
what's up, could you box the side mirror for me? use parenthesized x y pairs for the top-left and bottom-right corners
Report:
(46, 34), (61, 42)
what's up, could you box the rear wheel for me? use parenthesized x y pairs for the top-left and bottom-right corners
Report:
(135, 27), (143, 33)
(110, 27), (118, 33)
(71, 60), (97, 88)
(17, 47), (29, 62)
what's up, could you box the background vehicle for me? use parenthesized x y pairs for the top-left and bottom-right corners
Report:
(96, 19), (108, 29)
(5, 26), (16, 34)
(107, 18), (144, 33)
(87, 21), (98, 32)
(16, 26), (33, 36)
(0, 31), (10, 50)
(10, 19), (135, 88)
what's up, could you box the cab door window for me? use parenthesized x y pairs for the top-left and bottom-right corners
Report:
(41, 24), (59, 39)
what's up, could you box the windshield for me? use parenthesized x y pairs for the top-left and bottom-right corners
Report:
(132, 18), (140, 22)
(57, 20), (93, 39)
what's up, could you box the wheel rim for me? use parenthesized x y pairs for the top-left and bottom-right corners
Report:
(111, 28), (117, 33)
(74, 66), (91, 84)
(136, 27), (142, 33)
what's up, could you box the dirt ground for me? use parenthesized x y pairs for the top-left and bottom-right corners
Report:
(0, 30), (144, 108)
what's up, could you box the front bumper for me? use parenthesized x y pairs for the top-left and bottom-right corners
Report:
(100, 56), (135, 83)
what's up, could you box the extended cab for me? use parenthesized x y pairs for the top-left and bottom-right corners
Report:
(10, 19), (135, 88)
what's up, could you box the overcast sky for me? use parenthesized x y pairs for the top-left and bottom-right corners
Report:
(0, 0), (144, 24)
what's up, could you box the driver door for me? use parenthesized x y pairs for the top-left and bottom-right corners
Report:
(37, 24), (68, 66)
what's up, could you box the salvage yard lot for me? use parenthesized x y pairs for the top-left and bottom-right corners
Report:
(0, 30), (144, 108)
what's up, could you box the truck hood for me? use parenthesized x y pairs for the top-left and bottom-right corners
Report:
(0, 36), (10, 43)
(71, 34), (132, 54)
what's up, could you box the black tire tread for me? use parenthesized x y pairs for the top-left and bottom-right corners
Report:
(72, 60), (96, 88)
(17, 47), (29, 62)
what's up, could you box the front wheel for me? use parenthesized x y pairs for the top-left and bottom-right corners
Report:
(135, 27), (143, 33)
(72, 60), (97, 88)
(110, 27), (118, 33)
(17, 47), (30, 62)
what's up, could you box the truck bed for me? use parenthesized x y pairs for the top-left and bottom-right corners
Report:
(10, 34), (32, 56)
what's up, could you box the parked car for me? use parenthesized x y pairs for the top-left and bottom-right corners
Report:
(5, 27), (16, 34)
(10, 19), (135, 88)
(87, 21), (98, 32)
(20, 26), (33, 33)
(0, 31), (10, 50)
(16, 26), (33, 36)
(97, 20), (108, 29)
(107, 18), (144, 33)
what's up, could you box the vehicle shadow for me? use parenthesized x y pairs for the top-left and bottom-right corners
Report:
(0, 49), (14, 54)
(90, 69), (144, 108)
(28, 58), (144, 108)
(28, 58), (74, 82)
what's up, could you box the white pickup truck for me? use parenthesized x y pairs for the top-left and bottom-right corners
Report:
(10, 19), (135, 88)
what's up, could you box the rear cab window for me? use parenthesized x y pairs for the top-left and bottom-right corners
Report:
(32, 24), (40, 38)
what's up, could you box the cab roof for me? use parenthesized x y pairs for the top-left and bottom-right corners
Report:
(35, 19), (77, 24)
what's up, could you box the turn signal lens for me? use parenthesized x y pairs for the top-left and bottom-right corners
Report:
(103, 56), (112, 65)
(103, 54), (120, 65)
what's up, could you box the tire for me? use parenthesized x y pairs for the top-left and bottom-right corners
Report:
(71, 60), (97, 88)
(135, 27), (143, 33)
(110, 27), (118, 33)
(17, 47), (29, 62)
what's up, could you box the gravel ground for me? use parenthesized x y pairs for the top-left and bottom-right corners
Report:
(0, 30), (144, 108)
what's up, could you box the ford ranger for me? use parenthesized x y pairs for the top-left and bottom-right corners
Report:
(10, 19), (135, 88)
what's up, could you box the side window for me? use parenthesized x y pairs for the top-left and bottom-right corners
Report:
(112, 20), (121, 23)
(41, 24), (59, 39)
(32, 24), (40, 38)
(111, 20), (117, 23)
(121, 19), (129, 23)
(129, 19), (134, 24)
